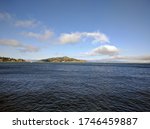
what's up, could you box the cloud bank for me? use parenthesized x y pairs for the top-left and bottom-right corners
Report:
(111, 55), (150, 63)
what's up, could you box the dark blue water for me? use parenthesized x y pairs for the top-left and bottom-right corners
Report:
(0, 63), (150, 112)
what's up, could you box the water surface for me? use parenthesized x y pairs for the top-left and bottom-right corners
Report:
(0, 63), (150, 111)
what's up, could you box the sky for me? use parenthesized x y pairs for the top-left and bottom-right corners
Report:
(0, 0), (150, 62)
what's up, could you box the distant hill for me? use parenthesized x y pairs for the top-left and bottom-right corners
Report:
(40, 56), (86, 63)
(0, 57), (26, 62)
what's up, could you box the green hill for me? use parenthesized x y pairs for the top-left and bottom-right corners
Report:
(41, 56), (86, 63)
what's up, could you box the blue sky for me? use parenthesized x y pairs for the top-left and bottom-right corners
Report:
(0, 0), (150, 62)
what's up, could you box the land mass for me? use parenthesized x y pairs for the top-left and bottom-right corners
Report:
(0, 57), (25, 62)
(40, 56), (86, 63)
(0, 56), (86, 63)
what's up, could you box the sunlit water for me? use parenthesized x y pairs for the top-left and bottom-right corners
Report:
(0, 63), (150, 111)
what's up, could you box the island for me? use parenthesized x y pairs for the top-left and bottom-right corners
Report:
(0, 57), (25, 62)
(0, 56), (86, 63)
(40, 56), (86, 63)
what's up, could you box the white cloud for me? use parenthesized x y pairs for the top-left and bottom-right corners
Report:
(0, 39), (21, 47)
(82, 32), (109, 43)
(0, 39), (39, 53)
(0, 12), (40, 28)
(59, 31), (109, 44)
(0, 12), (12, 21)
(85, 45), (119, 56)
(23, 30), (53, 41)
(59, 33), (81, 44)
(18, 45), (39, 52)
(15, 20), (39, 28)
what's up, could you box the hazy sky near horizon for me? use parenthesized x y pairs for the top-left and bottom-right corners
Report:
(0, 0), (150, 62)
